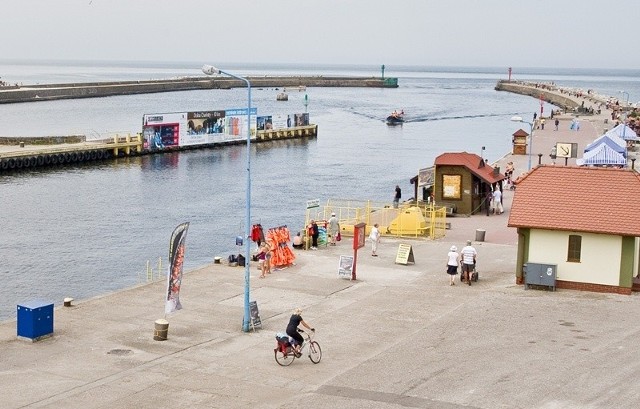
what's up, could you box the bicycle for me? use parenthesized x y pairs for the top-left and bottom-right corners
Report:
(274, 329), (322, 366)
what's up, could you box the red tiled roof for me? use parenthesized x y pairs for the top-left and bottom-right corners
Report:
(434, 152), (504, 184)
(508, 165), (640, 236)
(513, 129), (529, 137)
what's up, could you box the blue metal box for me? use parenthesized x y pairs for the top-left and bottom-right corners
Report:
(17, 300), (54, 340)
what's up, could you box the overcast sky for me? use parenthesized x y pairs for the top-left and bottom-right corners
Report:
(1, 0), (638, 69)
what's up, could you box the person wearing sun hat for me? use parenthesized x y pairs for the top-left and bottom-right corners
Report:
(446, 245), (459, 286)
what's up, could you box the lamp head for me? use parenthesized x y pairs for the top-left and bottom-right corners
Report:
(510, 116), (524, 123)
(202, 65), (221, 75)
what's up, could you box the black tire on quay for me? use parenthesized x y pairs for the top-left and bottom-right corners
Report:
(44, 155), (52, 165)
(97, 150), (105, 160)
(0, 160), (7, 170)
(50, 154), (58, 165)
(56, 154), (65, 164)
(8, 158), (16, 169)
(90, 151), (97, 160)
(37, 156), (45, 166)
(16, 158), (24, 168)
(63, 152), (71, 163)
(29, 156), (37, 167)
(70, 152), (78, 162)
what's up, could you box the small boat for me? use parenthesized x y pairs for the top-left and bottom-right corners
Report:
(276, 92), (288, 101)
(386, 110), (405, 125)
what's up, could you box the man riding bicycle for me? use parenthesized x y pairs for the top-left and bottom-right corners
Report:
(286, 308), (314, 357)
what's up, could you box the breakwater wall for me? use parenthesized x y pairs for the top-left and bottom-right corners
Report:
(494, 80), (579, 111)
(0, 76), (398, 104)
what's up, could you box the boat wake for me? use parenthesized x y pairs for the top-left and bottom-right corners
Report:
(349, 109), (527, 124)
(405, 112), (525, 123)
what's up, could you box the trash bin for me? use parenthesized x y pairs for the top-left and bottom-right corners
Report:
(475, 229), (486, 242)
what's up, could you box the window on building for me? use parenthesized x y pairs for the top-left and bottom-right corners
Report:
(567, 235), (582, 262)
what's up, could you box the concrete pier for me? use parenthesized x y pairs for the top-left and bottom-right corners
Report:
(0, 76), (398, 104)
(0, 125), (318, 173)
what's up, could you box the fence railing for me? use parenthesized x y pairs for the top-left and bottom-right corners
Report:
(305, 199), (447, 242)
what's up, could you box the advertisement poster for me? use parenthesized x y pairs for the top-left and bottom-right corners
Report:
(272, 114), (289, 129)
(224, 108), (258, 139)
(142, 107), (310, 152)
(338, 255), (354, 279)
(166, 222), (190, 314)
(294, 113), (309, 126)
(256, 116), (273, 131)
(142, 112), (184, 151)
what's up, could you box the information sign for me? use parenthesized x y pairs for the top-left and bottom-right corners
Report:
(395, 244), (415, 265)
(338, 255), (354, 279)
(249, 301), (262, 330)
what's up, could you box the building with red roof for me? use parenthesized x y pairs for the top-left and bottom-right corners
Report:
(433, 152), (505, 215)
(508, 165), (640, 294)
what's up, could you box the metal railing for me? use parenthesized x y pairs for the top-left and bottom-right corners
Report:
(305, 199), (447, 241)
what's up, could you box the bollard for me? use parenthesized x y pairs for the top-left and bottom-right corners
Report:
(63, 297), (74, 307)
(214, 256), (222, 264)
(19, 142), (25, 148)
(153, 319), (169, 341)
(475, 229), (486, 242)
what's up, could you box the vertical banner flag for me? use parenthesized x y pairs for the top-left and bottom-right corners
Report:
(165, 222), (190, 314)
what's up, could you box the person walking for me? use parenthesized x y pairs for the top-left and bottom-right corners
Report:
(393, 185), (401, 208)
(460, 240), (477, 286)
(264, 242), (272, 274)
(492, 186), (504, 215)
(369, 223), (381, 256)
(328, 212), (340, 246)
(554, 118), (560, 131)
(447, 245), (459, 286)
(256, 244), (268, 278)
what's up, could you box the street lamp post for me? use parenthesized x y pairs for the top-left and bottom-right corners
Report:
(511, 116), (534, 171)
(620, 90), (630, 106)
(202, 64), (253, 332)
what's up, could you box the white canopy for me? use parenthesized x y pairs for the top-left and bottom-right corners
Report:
(577, 143), (627, 166)
(606, 123), (639, 141)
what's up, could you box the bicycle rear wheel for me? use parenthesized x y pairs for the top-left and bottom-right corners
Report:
(308, 341), (322, 364)
(274, 347), (295, 366)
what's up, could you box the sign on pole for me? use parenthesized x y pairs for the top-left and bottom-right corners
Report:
(306, 199), (320, 209)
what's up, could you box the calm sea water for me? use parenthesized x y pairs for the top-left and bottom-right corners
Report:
(1, 61), (639, 321)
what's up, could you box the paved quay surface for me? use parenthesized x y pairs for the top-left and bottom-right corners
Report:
(2, 92), (640, 409)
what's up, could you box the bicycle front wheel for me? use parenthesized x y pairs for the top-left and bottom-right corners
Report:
(274, 348), (295, 366)
(308, 341), (322, 364)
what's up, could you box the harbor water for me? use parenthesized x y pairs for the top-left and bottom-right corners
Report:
(1, 61), (639, 321)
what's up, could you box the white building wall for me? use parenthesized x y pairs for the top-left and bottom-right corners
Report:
(529, 230), (621, 286)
